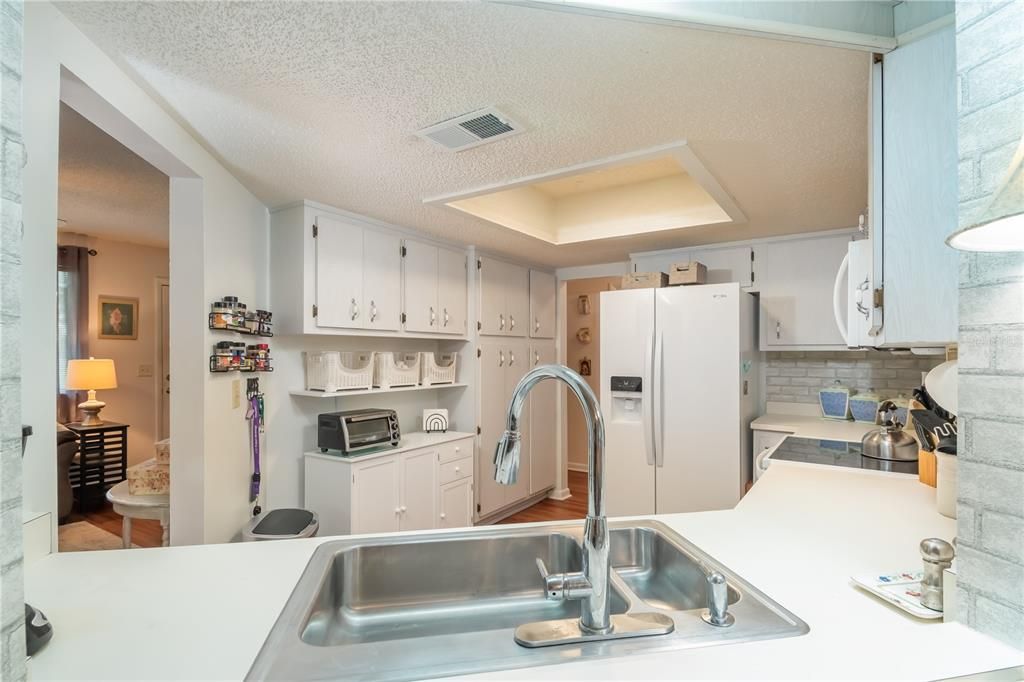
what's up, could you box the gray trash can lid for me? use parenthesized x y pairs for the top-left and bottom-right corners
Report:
(252, 509), (315, 536)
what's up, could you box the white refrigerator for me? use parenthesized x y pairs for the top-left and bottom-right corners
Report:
(600, 282), (758, 516)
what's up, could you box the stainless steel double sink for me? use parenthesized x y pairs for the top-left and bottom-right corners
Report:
(247, 520), (807, 681)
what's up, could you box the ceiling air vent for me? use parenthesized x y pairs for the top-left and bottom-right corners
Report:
(416, 107), (524, 152)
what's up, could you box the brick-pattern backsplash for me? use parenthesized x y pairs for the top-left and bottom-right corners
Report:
(0, 0), (25, 677)
(764, 351), (942, 406)
(954, 0), (1024, 650)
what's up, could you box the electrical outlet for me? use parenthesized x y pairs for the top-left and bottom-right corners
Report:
(232, 379), (241, 409)
(137, 364), (154, 378)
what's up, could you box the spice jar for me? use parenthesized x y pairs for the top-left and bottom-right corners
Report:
(247, 343), (270, 371)
(211, 301), (232, 329)
(256, 310), (272, 336)
(245, 312), (259, 334)
(214, 341), (233, 370)
(230, 342), (246, 367)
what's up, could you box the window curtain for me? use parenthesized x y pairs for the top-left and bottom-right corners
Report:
(57, 245), (90, 424)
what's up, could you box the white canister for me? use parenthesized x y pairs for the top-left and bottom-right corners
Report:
(935, 451), (958, 519)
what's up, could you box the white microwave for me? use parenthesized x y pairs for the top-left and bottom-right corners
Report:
(832, 239), (873, 348)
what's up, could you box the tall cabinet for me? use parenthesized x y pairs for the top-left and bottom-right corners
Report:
(476, 259), (558, 521)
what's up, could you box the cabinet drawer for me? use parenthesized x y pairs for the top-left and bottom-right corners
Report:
(439, 455), (473, 485)
(437, 438), (472, 464)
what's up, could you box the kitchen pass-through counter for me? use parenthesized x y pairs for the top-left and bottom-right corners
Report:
(25, 462), (1023, 681)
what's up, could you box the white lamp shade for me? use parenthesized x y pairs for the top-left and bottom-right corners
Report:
(946, 211), (1024, 252)
(66, 358), (118, 391)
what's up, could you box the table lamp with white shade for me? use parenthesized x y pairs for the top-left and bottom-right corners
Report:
(66, 358), (118, 426)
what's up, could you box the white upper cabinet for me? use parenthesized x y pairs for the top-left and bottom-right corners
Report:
(759, 234), (849, 349)
(529, 270), (557, 339)
(878, 26), (958, 347)
(270, 202), (469, 337)
(479, 257), (529, 337)
(402, 239), (467, 335)
(437, 246), (468, 335)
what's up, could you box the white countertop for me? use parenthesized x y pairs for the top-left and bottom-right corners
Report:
(752, 411), (882, 442)
(304, 430), (474, 463)
(26, 463), (1023, 681)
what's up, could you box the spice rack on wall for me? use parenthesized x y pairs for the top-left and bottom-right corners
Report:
(209, 296), (274, 373)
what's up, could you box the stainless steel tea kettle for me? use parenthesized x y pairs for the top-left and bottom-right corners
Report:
(862, 400), (919, 462)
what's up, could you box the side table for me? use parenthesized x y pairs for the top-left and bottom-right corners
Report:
(65, 421), (129, 513)
(106, 480), (169, 548)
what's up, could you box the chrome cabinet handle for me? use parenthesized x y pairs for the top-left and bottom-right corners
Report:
(429, 306), (435, 326)
(370, 300), (377, 322)
(443, 308), (450, 327)
(400, 506), (407, 513)
(510, 315), (516, 330)
(351, 298), (359, 321)
(499, 351), (505, 367)
(454, 466), (461, 474)
(499, 314), (505, 331)
(535, 318), (540, 332)
(394, 507), (401, 516)
(534, 351), (540, 366)
(440, 512), (446, 520)
(509, 351), (515, 366)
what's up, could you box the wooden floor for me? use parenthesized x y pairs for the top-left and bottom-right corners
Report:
(499, 469), (589, 524)
(62, 501), (164, 549)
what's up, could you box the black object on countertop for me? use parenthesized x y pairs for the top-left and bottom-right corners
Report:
(25, 603), (53, 656)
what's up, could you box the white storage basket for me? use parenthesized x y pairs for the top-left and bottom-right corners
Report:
(304, 351), (374, 392)
(419, 352), (458, 386)
(373, 352), (420, 389)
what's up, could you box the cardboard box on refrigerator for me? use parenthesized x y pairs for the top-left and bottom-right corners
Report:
(668, 261), (708, 286)
(621, 272), (668, 289)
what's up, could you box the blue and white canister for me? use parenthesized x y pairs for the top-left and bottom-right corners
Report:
(819, 380), (854, 420)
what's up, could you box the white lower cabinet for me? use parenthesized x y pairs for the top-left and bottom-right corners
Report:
(304, 434), (473, 536)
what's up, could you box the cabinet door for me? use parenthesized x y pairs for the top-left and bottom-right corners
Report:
(403, 239), (439, 333)
(529, 270), (557, 339)
(399, 449), (438, 531)
(361, 230), (401, 331)
(479, 257), (508, 336)
(314, 215), (363, 329)
(505, 263), (530, 337)
(689, 246), (754, 288)
(503, 339), (532, 503)
(351, 457), (401, 534)
(476, 340), (509, 516)
(438, 478), (473, 529)
(529, 342), (557, 494)
(881, 26), (958, 346)
(437, 247), (468, 335)
(758, 235), (848, 348)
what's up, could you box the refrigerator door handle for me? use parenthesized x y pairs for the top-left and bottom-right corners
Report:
(653, 330), (665, 468)
(642, 329), (655, 466)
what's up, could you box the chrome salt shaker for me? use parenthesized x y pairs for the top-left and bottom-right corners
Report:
(920, 538), (955, 611)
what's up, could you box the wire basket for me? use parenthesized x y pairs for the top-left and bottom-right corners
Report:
(305, 351), (374, 392)
(419, 352), (458, 386)
(373, 352), (421, 390)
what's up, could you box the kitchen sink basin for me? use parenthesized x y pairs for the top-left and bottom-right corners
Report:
(302, 533), (629, 646)
(248, 520), (807, 681)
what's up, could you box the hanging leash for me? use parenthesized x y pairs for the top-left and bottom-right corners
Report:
(246, 378), (264, 516)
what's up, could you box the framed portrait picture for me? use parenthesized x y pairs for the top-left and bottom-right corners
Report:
(98, 296), (139, 340)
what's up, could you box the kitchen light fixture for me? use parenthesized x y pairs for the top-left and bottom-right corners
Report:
(947, 136), (1024, 252)
(66, 357), (118, 425)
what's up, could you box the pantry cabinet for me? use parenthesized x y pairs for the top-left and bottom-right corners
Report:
(269, 201), (470, 337)
(758, 234), (849, 350)
(529, 270), (557, 339)
(529, 341), (558, 494)
(402, 239), (468, 335)
(479, 257), (529, 337)
(304, 433), (473, 536)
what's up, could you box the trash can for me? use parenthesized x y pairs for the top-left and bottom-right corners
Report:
(242, 509), (319, 541)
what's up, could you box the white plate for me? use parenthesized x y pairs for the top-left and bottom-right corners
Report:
(925, 360), (958, 417)
(851, 571), (943, 619)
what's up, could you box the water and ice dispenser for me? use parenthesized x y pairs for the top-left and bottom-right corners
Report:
(609, 375), (644, 421)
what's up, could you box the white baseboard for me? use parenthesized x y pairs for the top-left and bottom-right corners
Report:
(567, 462), (589, 473)
(548, 487), (572, 501)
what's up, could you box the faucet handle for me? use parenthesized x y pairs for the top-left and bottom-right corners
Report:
(535, 557), (550, 579)
(701, 571), (734, 627)
(535, 557), (592, 601)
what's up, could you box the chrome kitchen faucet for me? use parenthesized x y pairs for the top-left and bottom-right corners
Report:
(494, 364), (675, 647)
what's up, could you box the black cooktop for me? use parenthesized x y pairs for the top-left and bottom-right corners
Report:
(768, 436), (919, 475)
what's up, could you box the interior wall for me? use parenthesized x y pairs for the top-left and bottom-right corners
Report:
(564, 276), (619, 471)
(23, 2), (269, 546)
(57, 233), (169, 465)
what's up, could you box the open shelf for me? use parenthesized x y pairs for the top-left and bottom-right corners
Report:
(289, 382), (468, 398)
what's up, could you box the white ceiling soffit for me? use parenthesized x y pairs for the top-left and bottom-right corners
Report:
(510, 1), (899, 52)
(427, 142), (746, 245)
(56, 1), (869, 267)
(58, 102), (170, 247)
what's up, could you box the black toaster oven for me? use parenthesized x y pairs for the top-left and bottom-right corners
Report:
(318, 409), (400, 454)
